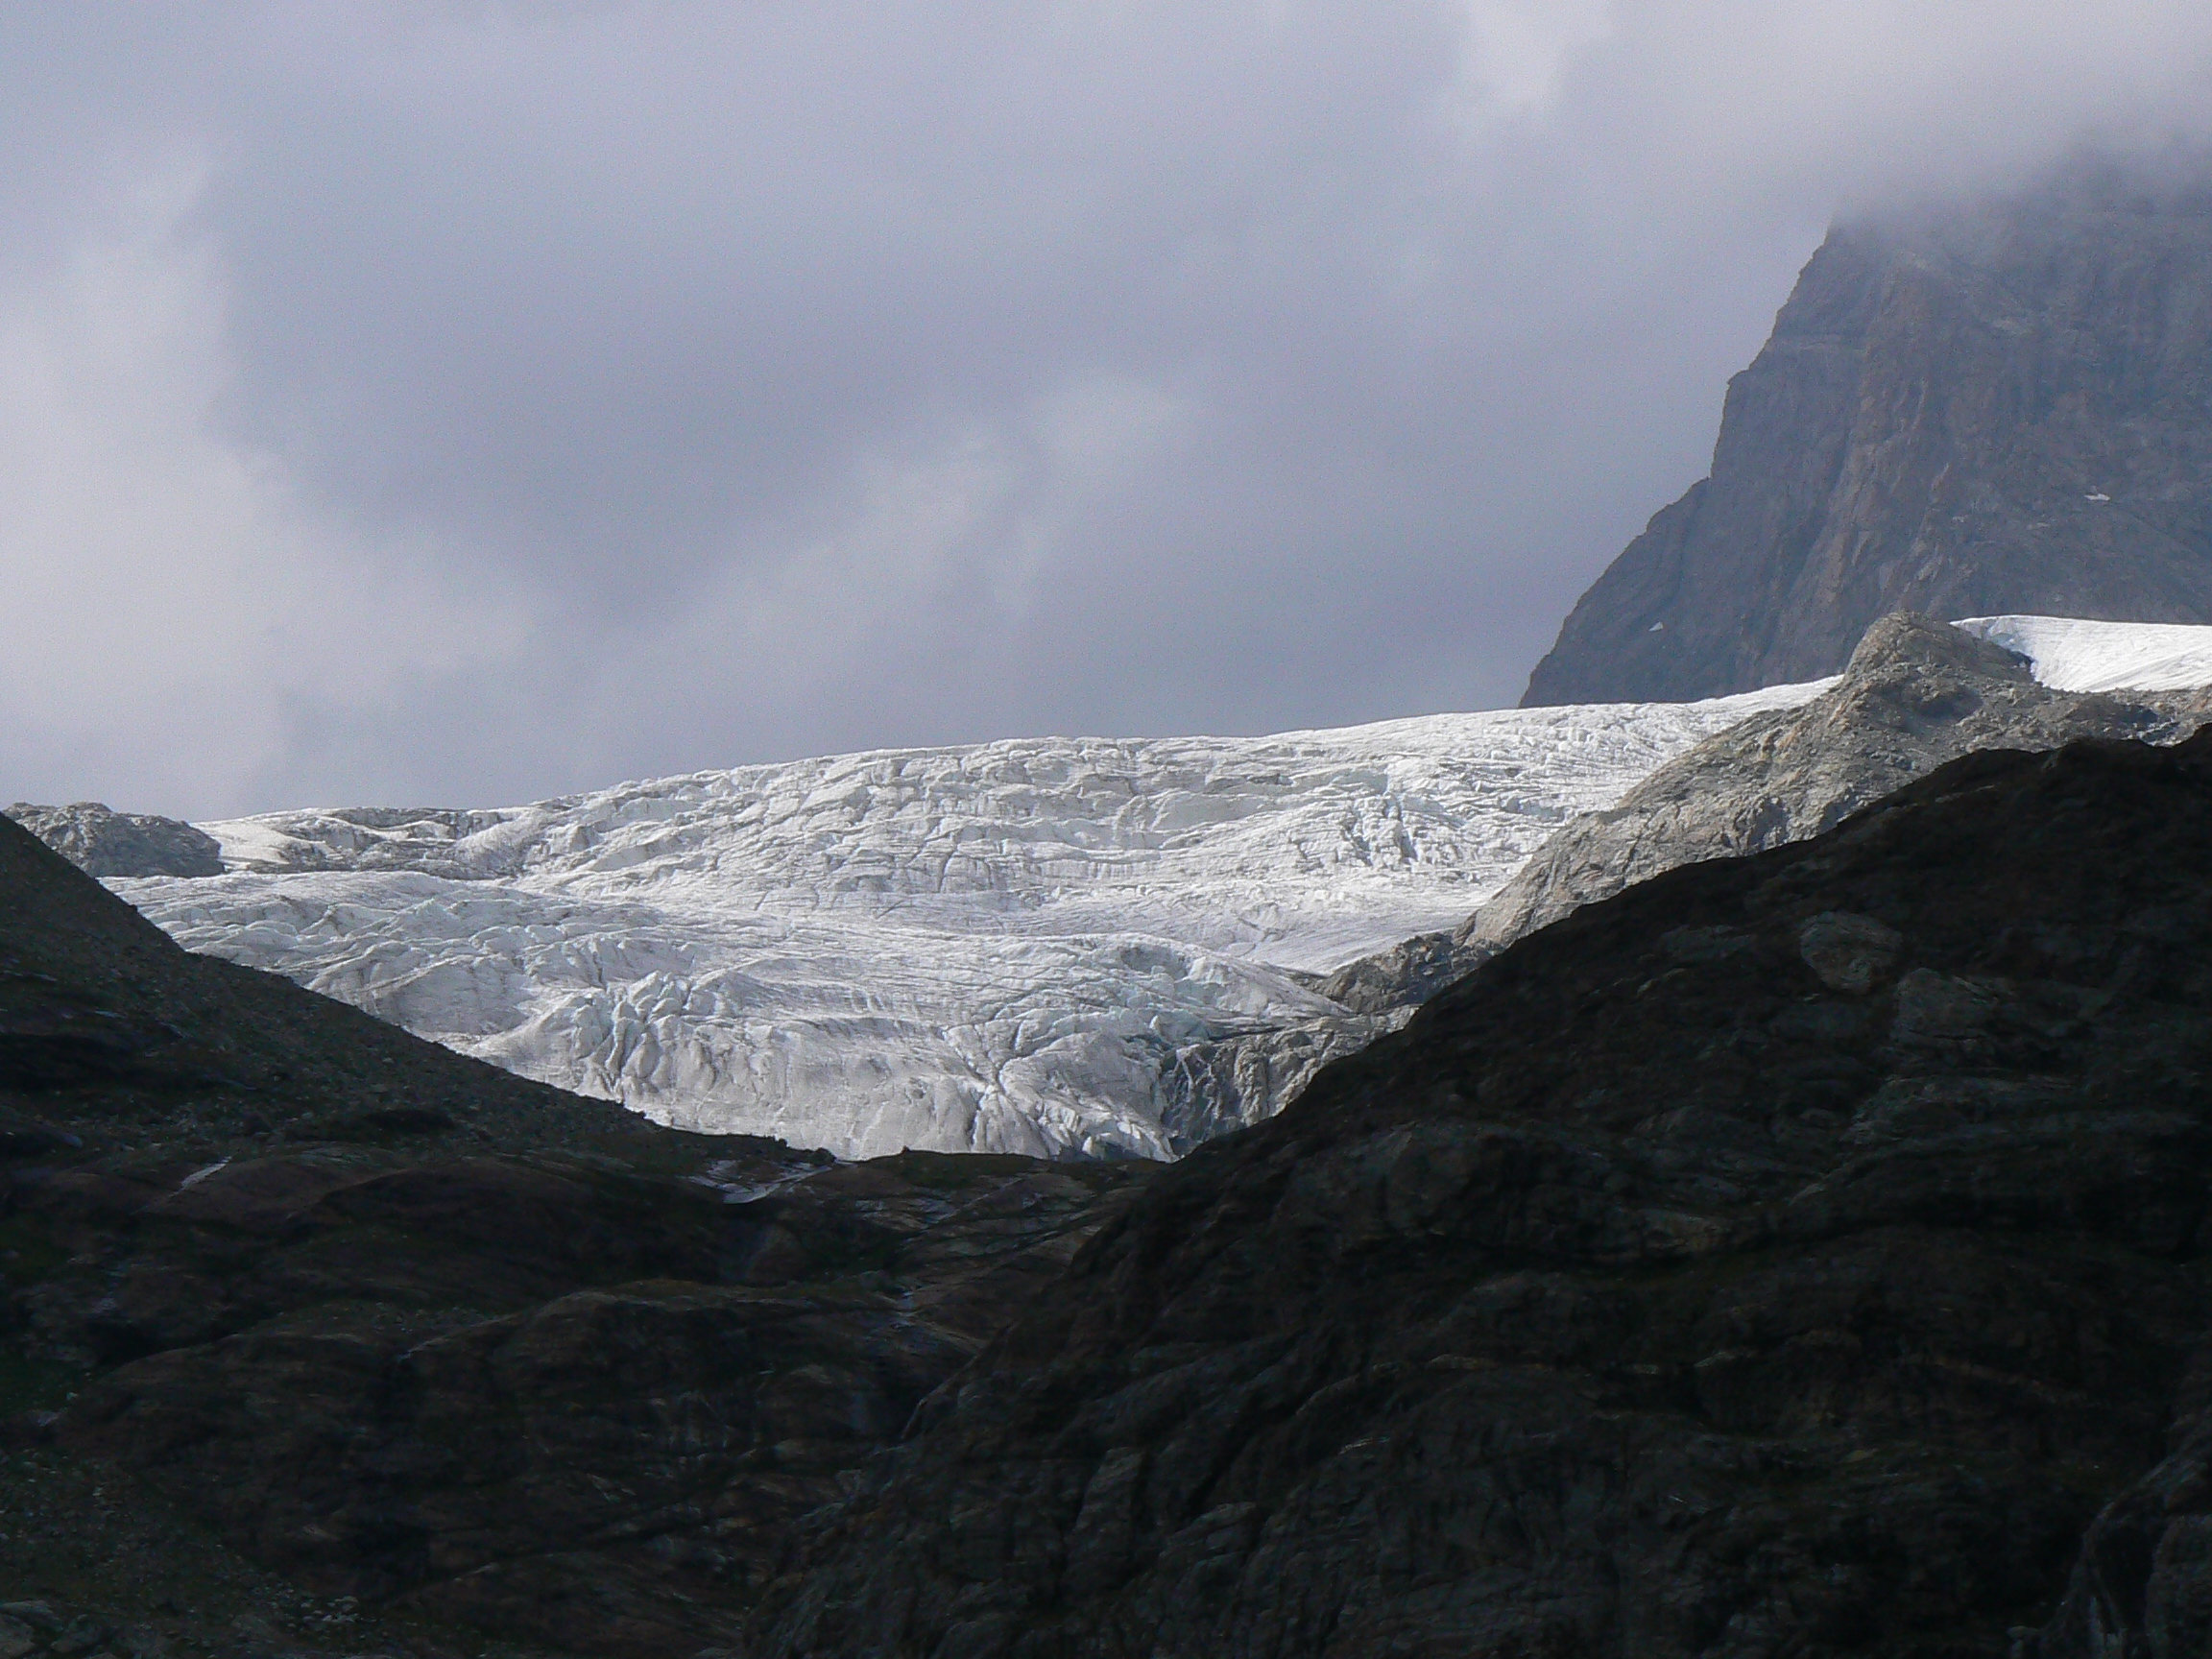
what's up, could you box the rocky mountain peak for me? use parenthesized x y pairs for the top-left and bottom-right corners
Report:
(1468, 613), (2211, 965)
(1523, 154), (2212, 706)
(3, 802), (223, 879)
(1841, 608), (2030, 682)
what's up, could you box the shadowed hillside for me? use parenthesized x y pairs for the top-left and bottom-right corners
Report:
(752, 731), (2212, 1658)
(0, 816), (1148, 1656)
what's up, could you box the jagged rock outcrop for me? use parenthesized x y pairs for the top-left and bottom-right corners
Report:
(749, 730), (2212, 1658)
(1472, 613), (2212, 959)
(1155, 946), (1477, 1145)
(1306, 613), (2212, 1021)
(1314, 927), (1463, 1016)
(1525, 155), (2212, 706)
(6, 801), (223, 878)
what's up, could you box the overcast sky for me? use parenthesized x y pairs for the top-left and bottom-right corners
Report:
(6, 3), (2212, 817)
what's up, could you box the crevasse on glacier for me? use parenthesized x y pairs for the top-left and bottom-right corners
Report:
(117, 617), (2197, 1160)
(119, 688), (1830, 1158)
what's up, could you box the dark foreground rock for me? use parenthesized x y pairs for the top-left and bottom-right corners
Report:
(0, 816), (1148, 1655)
(1524, 153), (2212, 706)
(749, 731), (2212, 1658)
(4, 804), (223, 879)
(26, 1146), (1140, 1656)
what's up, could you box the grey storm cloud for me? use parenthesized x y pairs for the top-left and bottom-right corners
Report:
(6, 2), (2212, 816)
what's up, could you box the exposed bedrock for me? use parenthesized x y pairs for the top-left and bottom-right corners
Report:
(749, 730), (2212, 1658)
(40, 1150), (1146, 1656)
(1467, 612), (2212, 963)
(1314, 613), (2212, 1024)
(1525, 156), (2212, 706)
(5, 801), (223, 878)
(1153, 1012), (1403, 1155)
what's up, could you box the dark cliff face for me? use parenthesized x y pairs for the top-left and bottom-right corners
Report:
(1523, 157), (2212, 706)
(754, 732), (2212, 1658)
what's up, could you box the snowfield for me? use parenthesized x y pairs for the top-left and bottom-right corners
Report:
(115, 686), (1821, 1158)
(1955, 614), (2212, 693)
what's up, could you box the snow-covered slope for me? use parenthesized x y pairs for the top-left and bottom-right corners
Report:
(113, 686), (1821, 1159)
(1955, 615), (2212, 692)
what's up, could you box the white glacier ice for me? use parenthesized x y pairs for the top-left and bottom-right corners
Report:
(1955, 615), (2212, 693)
(122, 613), (2212, 1161)
(112, 686), (1826, 1158)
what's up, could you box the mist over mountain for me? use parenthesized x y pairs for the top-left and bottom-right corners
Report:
(1526, 153), (2212, 705)
(10, 10), (2212, 815)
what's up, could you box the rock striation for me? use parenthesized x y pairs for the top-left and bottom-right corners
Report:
(749, 729), (2212, 1658)
(6, 802), (223, 878)
(1524, 155), (2212, 707)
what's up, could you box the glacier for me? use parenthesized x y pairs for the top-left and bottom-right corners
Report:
(112, 687), (1821, 1159)
(107, 615), (2212, 1159)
